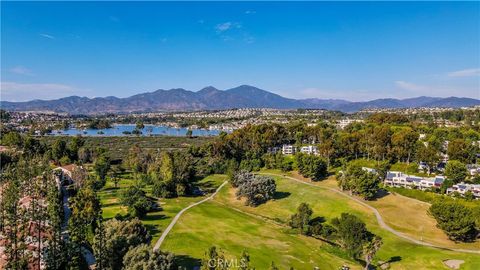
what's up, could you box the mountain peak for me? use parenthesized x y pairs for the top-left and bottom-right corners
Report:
(1, 85), (479, 114)
(198, 86), (220, 93)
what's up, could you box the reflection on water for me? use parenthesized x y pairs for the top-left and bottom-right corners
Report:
(50, 124), (223, 137)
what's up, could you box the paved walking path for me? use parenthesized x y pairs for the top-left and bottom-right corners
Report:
(261, 173), (480, 255)
(153, 181), (228, 251)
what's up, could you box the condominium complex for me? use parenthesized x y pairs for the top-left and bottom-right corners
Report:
(384, 171), (445, 190)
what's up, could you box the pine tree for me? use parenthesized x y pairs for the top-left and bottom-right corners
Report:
(93, 218), (107, 270)
(2, 162), (30, 269)
(45, 180), (65, 269)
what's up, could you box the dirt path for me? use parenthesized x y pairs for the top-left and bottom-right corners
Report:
(260, 172), (480, 255)
(153, 181), (228, 251)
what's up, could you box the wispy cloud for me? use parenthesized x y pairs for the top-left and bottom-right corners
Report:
(9, 66), (34, 76)
(214, 21), (254, 44)
(245, 10), (256, 15)
(447, 68), (480, 77)
(215, 22), (241, 33)
(39, 33), (55, 39)
(0, 81), (79, 102)
(394, 81), (429, 92)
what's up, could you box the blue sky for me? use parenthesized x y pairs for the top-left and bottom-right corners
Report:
(1, 1), (479, 102)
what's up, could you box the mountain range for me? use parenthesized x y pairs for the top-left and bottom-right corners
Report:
(1, 85), (479, 114)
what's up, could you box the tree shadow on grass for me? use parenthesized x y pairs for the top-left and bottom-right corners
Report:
(370, 188), (390, 200)
(387, 256), (402, 263)
(142, 213), (168, 221)
(175, 254), (202, 270)
(372, 256), (402, 270)
(144, 224), (161, 238)
(274, 191), (291, 200)
(310, 216), (326, 224)
(196, 180), (218, 190)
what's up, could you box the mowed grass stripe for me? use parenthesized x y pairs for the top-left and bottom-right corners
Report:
(162, 200), (358, 269)
(162, 174), (480, 269)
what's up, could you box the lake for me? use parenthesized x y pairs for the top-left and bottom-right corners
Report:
(50, 124), (223, 137)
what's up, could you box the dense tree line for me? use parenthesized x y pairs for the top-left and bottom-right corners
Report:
(201, 118), (479, 177)
(0, 158), (70, 269)
(428, 200), (479, 242)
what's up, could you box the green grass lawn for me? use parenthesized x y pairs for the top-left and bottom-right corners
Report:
(162, 200), (359, 269)
(161, 173), (480, 270)
(98, 173), (228, 242)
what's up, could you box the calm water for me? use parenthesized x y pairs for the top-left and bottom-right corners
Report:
(50, 124), (223, 137)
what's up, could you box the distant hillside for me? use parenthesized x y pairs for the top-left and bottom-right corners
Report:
(1, 85), (479, 114)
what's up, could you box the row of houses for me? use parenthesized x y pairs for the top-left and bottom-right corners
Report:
(384, 171), (445, 190)
(446, 183), (480, 199)
(275, 144), (319, 155)
(384, 170), (480, 200)
(0, 164), (83, 269)
(0, 182), (50, 270)
(467, 164), (480, 176)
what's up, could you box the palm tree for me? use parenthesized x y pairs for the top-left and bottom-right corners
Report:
(363, 236), (383, 270)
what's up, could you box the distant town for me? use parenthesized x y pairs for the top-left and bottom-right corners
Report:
(2, 105), (479, 136)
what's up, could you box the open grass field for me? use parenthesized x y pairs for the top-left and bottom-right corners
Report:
(162, 200), (359, 269)
(97, 172), (227, 242)
(161, 172), (480, 269)
(40, 135), (214, 160)
(293, 173), (480, 250)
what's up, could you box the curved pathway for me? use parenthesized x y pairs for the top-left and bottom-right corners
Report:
(260, 173), (480, 255)
(153, 181), (228, 251)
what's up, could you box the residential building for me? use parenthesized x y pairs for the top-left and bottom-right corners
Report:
(466, 164), (480, 176)
(336, 119), (364, 129)
(299, 145), (318, 155)
(282, 144), (296, 155)
(384, 171), (444, 190)
(53, 164), (84, 187)
(362, 167), (377, 174)
(0, 194), (50, 270)
(446, 183), (480, 199)
(267, 146), (281, 154)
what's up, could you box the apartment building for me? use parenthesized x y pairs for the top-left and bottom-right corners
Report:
(300, 145), (318, 155)
(446, 183), (480, 199)
(384, 171), (445, 190)
(282, 144), (296, 155)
